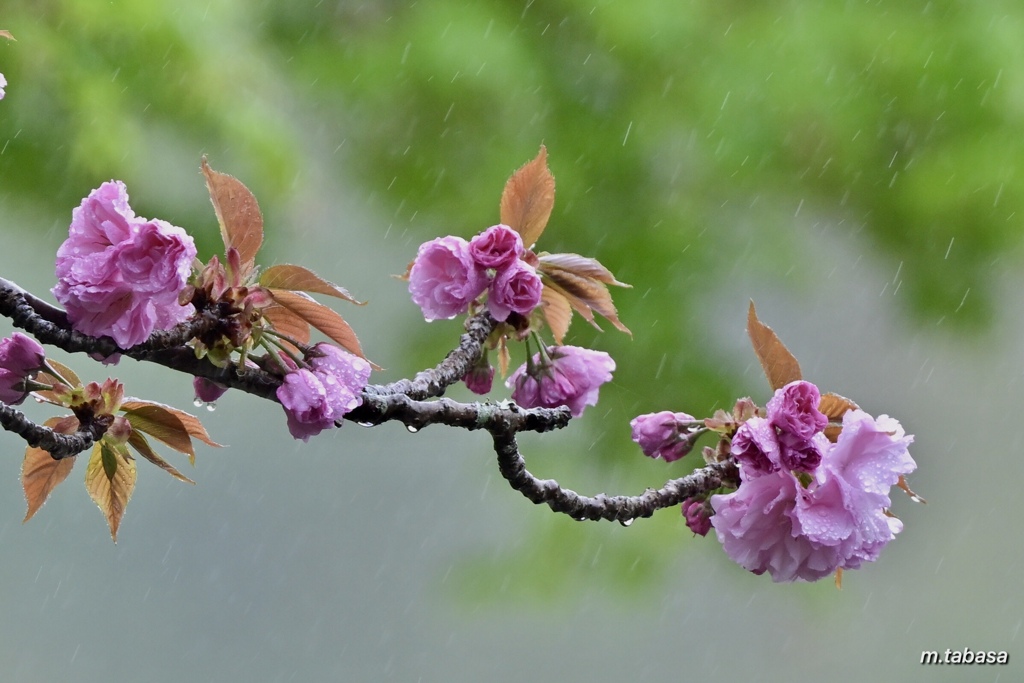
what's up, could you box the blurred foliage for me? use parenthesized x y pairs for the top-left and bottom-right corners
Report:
(2, 0), (1022, 597)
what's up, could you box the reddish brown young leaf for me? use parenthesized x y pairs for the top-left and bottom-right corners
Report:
(0, 30), (14, 41)
(22, 449), (75, 522)
(201, 157), (264, 272)
(122, 400), (221, 452)
(541, 286), (573, 345)
(897, 475), (927, 504)
(395, 259), (415, 282)
(263, 304), (312, 348)
(819, 392), (859, 442)
(259, 264), (365, 305)
(128, 431), (195, 484)
(269, 289), (374, 365)
(535, 253), (628, 286)
(538, 255), (631, 336)
(121, 403), (196, 462)
(499, 146), (556, 249)
(22, 417), (80, 522)
(747, 301), (802, 391)
(85, 441), (136, 542)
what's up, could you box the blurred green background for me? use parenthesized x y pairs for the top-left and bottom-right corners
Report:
(1, 1), (1022, 681)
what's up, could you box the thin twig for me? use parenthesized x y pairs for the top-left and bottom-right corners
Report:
(492, 429), (739, 522)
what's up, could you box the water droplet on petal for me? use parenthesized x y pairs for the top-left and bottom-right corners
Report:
(193, 398), (204, 408)
(618, 518), (634, 527)
(206, 403), (216, 412)
(357, 421), (374, 428)
(406, 424), (418, 433)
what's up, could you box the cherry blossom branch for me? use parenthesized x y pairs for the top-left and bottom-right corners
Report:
(492, 429), (740, 523)
(0, 402), (107, 459)
(1, 277), (739, 521)
(0, 277), (571, 440)
(366, 312), (498, 400)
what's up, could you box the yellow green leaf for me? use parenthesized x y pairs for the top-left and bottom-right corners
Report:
(499, 145), (555, 249)
(496, 336), (510, 378)
(269, 289), (374, 365)
(747, 301), (802, 391)
(259, 264), (365, 304)
(85, 441), (136, 542)
(22, 417), (79, 523)
(128, 431), (195, 484)
(201, 157), (264, 273)
(45, 359), (81, 388)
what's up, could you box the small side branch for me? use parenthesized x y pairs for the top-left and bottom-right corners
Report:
(0, 404), (106, 459)
(492, 430), (739, 523)
(350, 394), (571, 434)
(368, 313), (497, 400)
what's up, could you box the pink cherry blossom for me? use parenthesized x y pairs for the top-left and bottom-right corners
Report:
(469, 224), (523, 269)
(681, 497), (713, 536)
(0, 333), (46, 405)
(193, 377), (229, 404)
(507, 345), (615, 417)
(278, 344), (372, 441)
(486, 260), (542, 321)
(463, 361), (495, 395)
(307, 342), (372, 414)
(408, 236), (487, 321)
(277, 369), (339, 441)
(710, 408), (915, 582)
(730, 417), (781, 477)
(766, 380), (828, 440)
(53, 182), (196, 348)
(630, 410), (697, 462)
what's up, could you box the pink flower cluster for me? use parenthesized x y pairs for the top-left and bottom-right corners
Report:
(408, 224), (542, 322)
(507, 345), (615, 417)
(0, 333), (46, 405)
(53, 182), (197, 348)
(277, 343), (372, 441)
(710, 381), (916, 582)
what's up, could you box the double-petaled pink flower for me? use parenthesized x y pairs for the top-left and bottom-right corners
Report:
(507, 345), (615, 417)
(53, 181), (197, 348)
(730, 381), (829, 475)
(277, 343), (372, 441)
(710, 403), (916, 582)
(0, 333), (46, 404)
(630, 410), (699, 462)
(409, 224), (542, 322)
